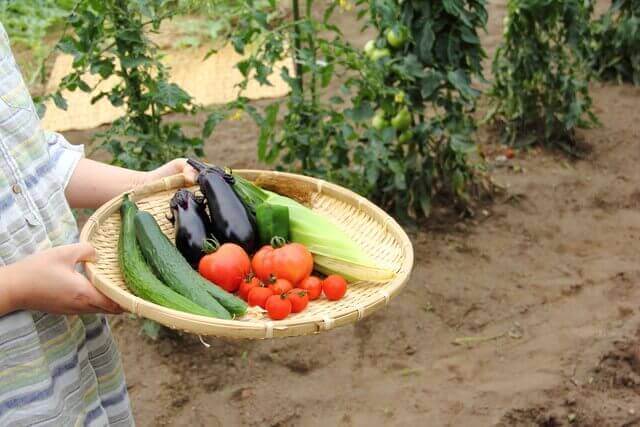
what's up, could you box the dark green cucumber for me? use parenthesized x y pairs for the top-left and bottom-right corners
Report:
(134, 211), (247, 317)
(119, 197), (219, 317)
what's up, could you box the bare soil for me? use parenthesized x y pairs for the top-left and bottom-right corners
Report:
(62, 1), (640, 425)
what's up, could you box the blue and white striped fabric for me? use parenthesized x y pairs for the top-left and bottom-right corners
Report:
(0, 22), (133, 426)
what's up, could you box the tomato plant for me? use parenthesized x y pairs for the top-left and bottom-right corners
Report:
(205, 0), (491, 219)
(49, 0), (203, 170)
(487, 0), (598, 153)
(590, 0), (640, 85)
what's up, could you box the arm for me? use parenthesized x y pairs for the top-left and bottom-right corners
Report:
(0, 243), (122, 316)
(65, 158), (198, 209)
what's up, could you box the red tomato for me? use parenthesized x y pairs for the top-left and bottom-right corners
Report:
(297, 276), (322, 300)
(238, 275), (261, 301)
(198, 243), (251, 293)
(286, 289), (309, 313)
(268, 278), (293, 295)
(265, 294), (292, 320)
(322, 275), (347, 301)
(251, 242), (313, 285)
(247, 286), (274, 308)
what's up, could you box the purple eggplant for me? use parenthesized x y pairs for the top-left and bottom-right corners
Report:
(169, 189), (212, 268)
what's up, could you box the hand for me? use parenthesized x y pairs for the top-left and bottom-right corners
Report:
(2, 243), (123, 315)
(146, 158), (198, 186)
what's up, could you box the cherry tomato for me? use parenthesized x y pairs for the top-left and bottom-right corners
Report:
(247, 286), (274, 308)
(286, 289), (309, 313)
(322, 275), (347, 301)
(198, 243), (251, 293)
(265, 294), (292, 320)
(268, 278), (293, 295)
(238, 275), (261, 300)
(297, 276), (322, 301)
(251, 242), (313, 285)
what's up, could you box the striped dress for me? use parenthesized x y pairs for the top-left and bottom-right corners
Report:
(0, 22), (133, 426)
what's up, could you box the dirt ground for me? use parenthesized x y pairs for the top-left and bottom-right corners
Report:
(59, 1), (640, 425)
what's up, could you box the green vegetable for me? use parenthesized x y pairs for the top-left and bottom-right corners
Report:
(233, 175), (395, 282)
(371, 111), (388, 130)
(134, 211), (245, 318)
(256, 203), (290, 245)
(386, 27), (407, 48)
(364, 39), (376, 56)
(370, 48), (391, 61)
(118, 196), (217, 317)
(391, 107), (411, 131)
(398, 130), (414, 144)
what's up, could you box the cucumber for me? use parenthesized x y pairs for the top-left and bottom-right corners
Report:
(118, 197), (220, 318)
(134, 211), (247, 317)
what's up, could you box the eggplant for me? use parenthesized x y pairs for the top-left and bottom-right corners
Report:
(169, 189), (212, 267)
(187, 159), (258, 254)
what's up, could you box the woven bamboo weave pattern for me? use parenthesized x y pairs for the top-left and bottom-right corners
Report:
(80, 171), (414, 339)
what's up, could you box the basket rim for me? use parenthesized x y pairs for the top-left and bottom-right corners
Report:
(80, 170), (414, 339)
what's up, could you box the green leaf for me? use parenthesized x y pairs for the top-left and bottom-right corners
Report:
(154, 82), (191, 109)
(52, 92), (68, 111)
(447, 69), (480, 99)
(418, 25), (435, 63)
(258, 103), (279, 161)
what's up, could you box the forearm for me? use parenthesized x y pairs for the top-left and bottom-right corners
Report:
(65, 159), (147, 209)
(0, 263), (23, 316)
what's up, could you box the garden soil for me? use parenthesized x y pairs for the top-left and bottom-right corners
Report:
(62, 1), (640, 425)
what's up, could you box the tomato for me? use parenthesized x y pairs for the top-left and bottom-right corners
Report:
(297, 276), (322, 300)
(198, 243), (251, 293)
(386, 27), (407, 48)
(364, 39), (376, 56)
(268, 278), (293, 295)
(265, 294), (292, 320)
(286, 289), (309, 313)
(247, 286), (274, 308)
(398, 130), (414, 144)
(251, 242), (313, 285)
(371, 111), (388, 130)
(391, 107), (411, 131)
(370, 48), (390, 61)
(238, 275), (261, 300)
(322, 275), (347, 301)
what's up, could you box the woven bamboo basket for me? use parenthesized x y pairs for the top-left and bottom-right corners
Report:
(80, 170), (414, 339)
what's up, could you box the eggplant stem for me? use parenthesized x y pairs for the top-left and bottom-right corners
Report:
(187, 158), (208, 172)
(202, 237), (220, 254)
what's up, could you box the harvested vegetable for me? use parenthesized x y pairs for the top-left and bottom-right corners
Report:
(268, 278), (293, 295)
(198, 240), (251, 293)
(322, 275), (347, 301)
(256, 202), (290, 245)
(187, 159), (257, 254)
(251, 238), (313, 285)
(232, 174), (395, 282)
(265, 294), (292, 320)
(134, 211), (246, 317)
(119, 196), (219, 317)
(286, 289), (309, 313)
(297, 276), (322, 301)
(238, 274), (261, 301)
(247, 286), (273, 308)
(169, 189), (212, 268)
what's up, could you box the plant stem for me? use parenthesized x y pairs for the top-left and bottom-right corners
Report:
(291, 0), (304, 95)
(306, 0), (317, 106)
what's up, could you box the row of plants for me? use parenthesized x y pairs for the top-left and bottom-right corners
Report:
(19, 0), (640, 220)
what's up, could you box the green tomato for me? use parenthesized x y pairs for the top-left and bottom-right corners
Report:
(386, 28), (407, 49)
(391, 107), (411, 131)
(370, 48), (391, 61)
(364, 40), (376, 57)
(371, 112), (388, 130)
(398, 130), (414, 144)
